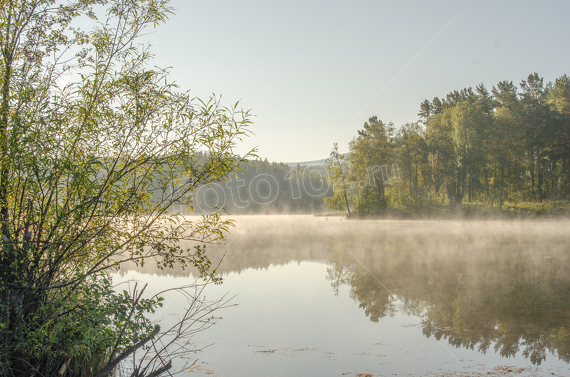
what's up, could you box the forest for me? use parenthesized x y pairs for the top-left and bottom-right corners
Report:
(324, 72), (570, 217)
(188, 156), (330, 214)
(196, 72), (570, 218)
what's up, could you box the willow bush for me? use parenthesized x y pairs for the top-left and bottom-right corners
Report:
(0, 1), (254, 375)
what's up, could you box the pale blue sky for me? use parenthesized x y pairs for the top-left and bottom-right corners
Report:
(143, 0), (570, 163)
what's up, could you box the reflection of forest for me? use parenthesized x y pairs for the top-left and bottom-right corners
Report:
(119, 216), (570, 365)
(325, 220), (570, 365)
(118, 215), (337, 276)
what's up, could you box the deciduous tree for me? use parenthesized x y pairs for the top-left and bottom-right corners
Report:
(0, 1), (254, 375)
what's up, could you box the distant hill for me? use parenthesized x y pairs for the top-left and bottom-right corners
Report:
(285, 152), (350, 167)
(284, 158), (329, 167)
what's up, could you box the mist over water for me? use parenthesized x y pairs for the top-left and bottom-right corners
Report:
(117, 216), (570, 376)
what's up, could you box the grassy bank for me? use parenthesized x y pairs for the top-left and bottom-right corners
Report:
(345, 201), (570, 220)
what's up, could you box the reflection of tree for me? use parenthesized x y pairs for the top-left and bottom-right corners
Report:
(325, 223), (570, 365)
(121, 216), (570, 365)
(327, 244), (351, 297)
(327, 239), (395, 321)
(120, 216), (338, 277)
(350, 273), (396, 322)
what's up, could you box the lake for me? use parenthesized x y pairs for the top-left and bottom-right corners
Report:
(115, 215), (570, 376)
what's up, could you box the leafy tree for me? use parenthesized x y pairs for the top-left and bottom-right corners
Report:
(336, 72), (570, 215)
(449, 101), (488, 205)
(348, 117), (395, 215)
(520, 73), (556, 202)
(395, 122), (427, 199)
(324, 143), (353, 214)
(492, 81), (519, 110)
(425, 108), (455, 200)
(475, 83), (494, 115)
(488, 106), (523, 204)
(548, 74), (570, 199)
(0, 1), (254, 375)
(418, 99), (433, 124)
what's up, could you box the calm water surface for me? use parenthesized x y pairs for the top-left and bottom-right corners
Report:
(116, 215), (570, 376)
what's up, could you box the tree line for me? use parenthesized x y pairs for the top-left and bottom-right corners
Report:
(325, 73), (570, 216)
(190, 157), (330, 214)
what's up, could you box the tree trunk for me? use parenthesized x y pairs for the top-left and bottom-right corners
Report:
(409, 162), (412, 198)
(536, 148), (542, 203)
(456, 167), (462, 205)
(0, 56), (11, 237)
(491, 161), (497, 208)
(550, 160), (556, 200)
(461, 165), (466, 204)
(414, 164), (418, 198)
(500, 162), (504, 208)
(433, 150), (440, 196)
(467, 173), (473, 203)
(344, 190), (351, 215)
(530, 149), (534, 200)
(446, 185), (456, 208)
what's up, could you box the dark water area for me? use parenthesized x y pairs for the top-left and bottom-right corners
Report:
(116, 216), (570, 376)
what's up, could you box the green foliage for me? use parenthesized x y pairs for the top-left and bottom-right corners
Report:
(333, 72), (570, 217)
(323, 143), (354, 214)
(0, 1), (254, 375)
(347, 117), (395, 214)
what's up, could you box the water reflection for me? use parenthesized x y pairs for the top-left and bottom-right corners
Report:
(119, 216), (570, 369)
(324, 220), (570, 365)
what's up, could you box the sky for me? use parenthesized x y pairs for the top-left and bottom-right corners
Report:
(141, 0), (570, 163)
